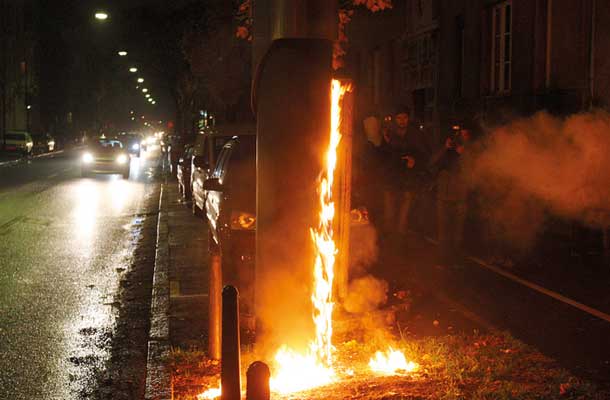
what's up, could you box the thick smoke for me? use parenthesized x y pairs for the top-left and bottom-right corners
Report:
(466, 111), (610, 248)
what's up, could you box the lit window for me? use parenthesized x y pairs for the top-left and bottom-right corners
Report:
(491, 1), (512, 93)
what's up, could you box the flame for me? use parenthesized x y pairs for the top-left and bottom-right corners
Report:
(268, 79), (351, 394)
(369, 347), (419, 376)
(197, 386), (221, 399)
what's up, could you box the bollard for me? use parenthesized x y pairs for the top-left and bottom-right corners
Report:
(221, 285), (241, 400)
(246, 361), (270, 400)
(209, 253), (222, 360)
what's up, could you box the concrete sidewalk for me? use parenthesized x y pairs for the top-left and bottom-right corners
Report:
(145, 180), (211, 400)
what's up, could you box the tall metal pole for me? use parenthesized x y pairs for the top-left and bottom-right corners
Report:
(253, 0), (338, 341)
(221, 285), (241, 400)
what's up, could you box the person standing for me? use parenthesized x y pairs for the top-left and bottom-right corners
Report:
(383, 107), (431, 236)
(354, 114), (391, 227)
(430, 126), (472, 265)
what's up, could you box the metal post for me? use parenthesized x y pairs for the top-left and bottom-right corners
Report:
(245, 361), (270, 400)
(335, 81), (354, 301)
(221, 285), (241, 400)
(209, 252), (222, 360)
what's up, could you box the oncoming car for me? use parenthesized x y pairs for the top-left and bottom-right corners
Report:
(81, 138), (130, 179)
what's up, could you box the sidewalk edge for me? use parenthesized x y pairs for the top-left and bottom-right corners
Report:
(145, 184), (173, 400)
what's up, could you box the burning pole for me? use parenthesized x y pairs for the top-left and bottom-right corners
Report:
(334, 80), (354, 301)
(254, 0), (338, 340)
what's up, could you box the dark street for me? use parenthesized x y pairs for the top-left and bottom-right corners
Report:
(3, 1), (610, 399)
(0, 149), (160, 399)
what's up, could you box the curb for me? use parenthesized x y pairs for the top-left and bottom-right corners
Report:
(145, 184), (173, 400)
(0, 149), (66, 168)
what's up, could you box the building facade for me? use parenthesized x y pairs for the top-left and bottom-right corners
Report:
(348, 0), (604, 141)
(1, 0), (38, 143)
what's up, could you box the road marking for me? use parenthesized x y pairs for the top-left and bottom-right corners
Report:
(468, 255), (610, 324)
(421, 233), (610, 324)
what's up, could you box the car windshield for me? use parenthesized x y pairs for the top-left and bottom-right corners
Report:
(93, 139), (123, 149)
(6, 133), (25, 140)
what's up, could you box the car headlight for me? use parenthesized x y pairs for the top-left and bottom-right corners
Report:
(82, 153), (94, 163)
(230, 211), (256, 230)
(116, 154), (128, 164)
(131, 143), (140, 151)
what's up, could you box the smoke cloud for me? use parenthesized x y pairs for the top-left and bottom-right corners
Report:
(466, 111), (610, 248)
(343, 275), (388, 314)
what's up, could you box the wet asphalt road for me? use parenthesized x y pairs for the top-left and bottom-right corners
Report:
(0, 149), (161, 399)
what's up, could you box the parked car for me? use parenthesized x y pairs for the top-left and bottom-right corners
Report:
(4, 131), (33, 156)
(191, 123), (256, 217)
(176, 144), (194, 200)
(202, 135), (256, 310)
(81, 138), (130, 178)
(32, 133), (56, 154)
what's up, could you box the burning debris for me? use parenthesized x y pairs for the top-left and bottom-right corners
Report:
(368, 347), (419, 376)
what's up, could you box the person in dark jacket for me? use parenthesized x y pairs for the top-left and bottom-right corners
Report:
(355, 115), (392, 226)
(430, 125), (473, 264)
(383, 107), (431, 236)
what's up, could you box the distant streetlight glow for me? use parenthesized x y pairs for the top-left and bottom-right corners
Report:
(142, 88), (148, 93)
(118, 51), (128, 56)
(94, 12), (109, 20)
(137, 78), (144, 83)
(145, 94), (150, 98)
(129, 67), (138, 73)
(152, 101), (156, 105)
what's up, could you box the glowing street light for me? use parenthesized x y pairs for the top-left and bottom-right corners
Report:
(137, 78), (144, 83)
(142, 88), (148, 93)
(94, 12), (109, 21)
(152, 101), (156, 105)
(145, 94), (150, 98)
(118, 51), (128, 56)
(129, 67), (138, 73)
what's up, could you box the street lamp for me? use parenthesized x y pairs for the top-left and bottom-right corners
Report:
(118, 51), (128, 56)
(145, 94), (150, 98)
(137, 78), (144, 83)
(94, 12), (109, 21)
(142, 88), (148, 93)
(129, 67), (138, 73)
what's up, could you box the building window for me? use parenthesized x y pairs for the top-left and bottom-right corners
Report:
(491, 1), (512, 94)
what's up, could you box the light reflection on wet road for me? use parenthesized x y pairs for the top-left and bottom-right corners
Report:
(0, 149), (160, 399)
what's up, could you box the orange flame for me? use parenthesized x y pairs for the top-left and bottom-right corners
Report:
(268, 79), (351, 394)
(197, 386), (221, 399)
(369, 347), (419, 375)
